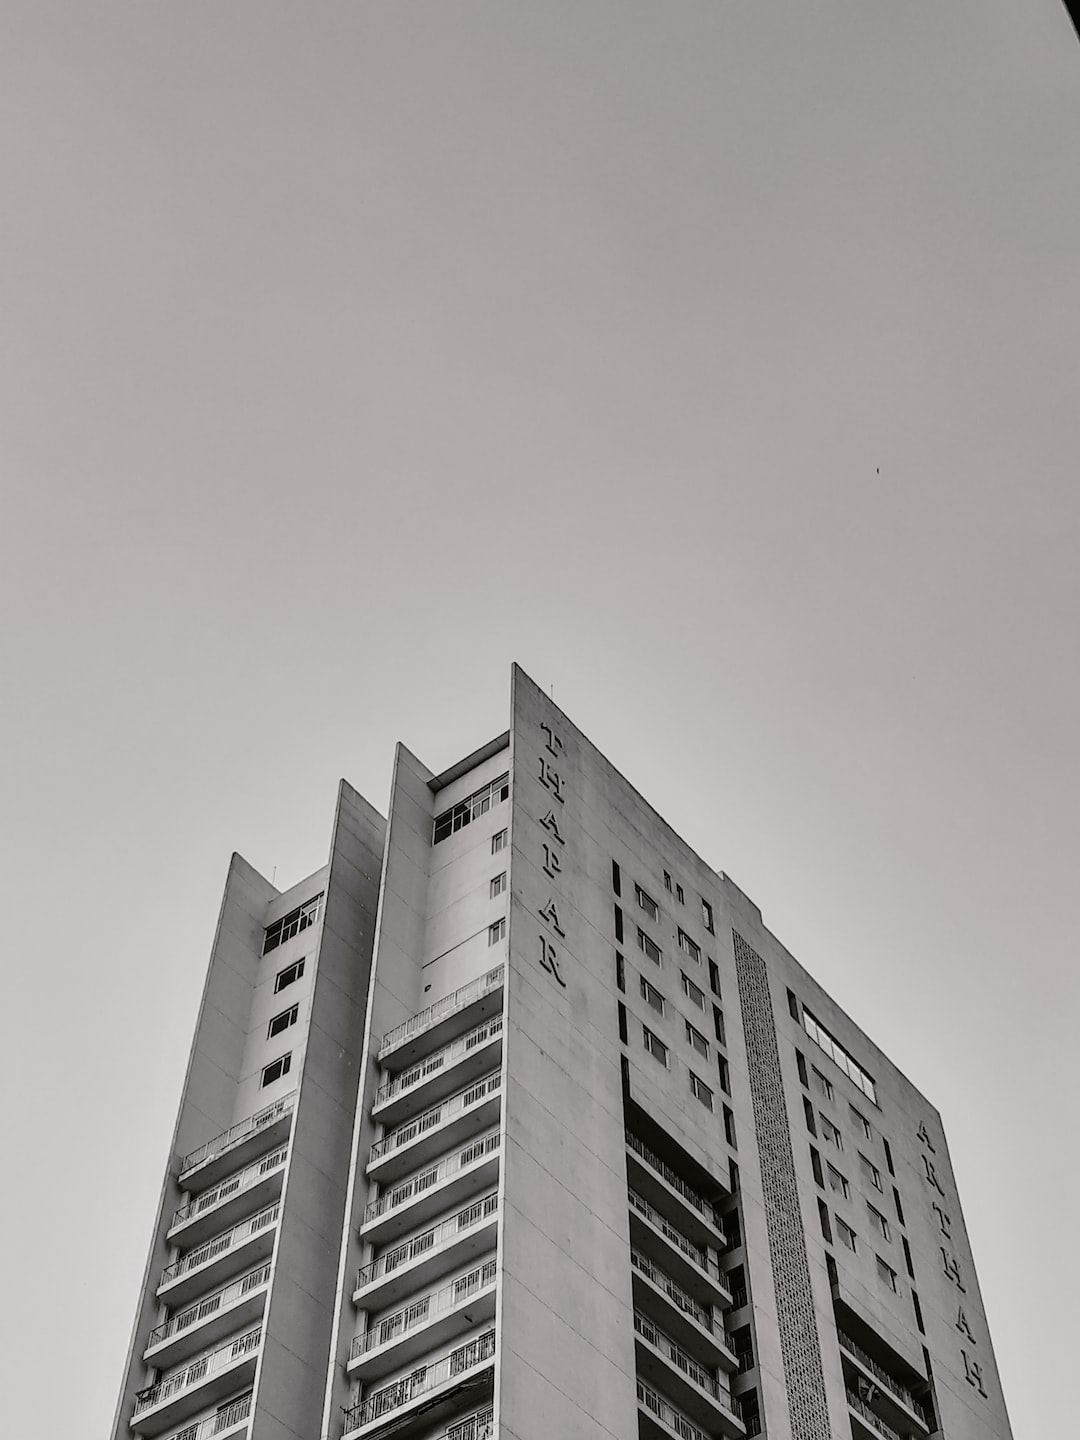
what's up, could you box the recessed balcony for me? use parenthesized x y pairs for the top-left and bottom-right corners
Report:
(379, 968), (504, 1070)
(156, 1390), (252, 1440)
(373, 1016), (504, 1129)
(169, 1146), (287, 1246)
(131, 1329), (261, 1436)
(360, 1132), (500, 1245)
(145, 1264), (271, 1369)
(158, 1203), (279, 1307)
(179, 1093), (295, 1190)
(367, 1073), (502, 1183)
(627, 1188), (731, 1310)
(354, 1193), (499, 1311)
(638, 1377), (731, 1440)
(630, 1248), (737, 1373)
(625, 1132), (725, 1251)
(846, 1387), (923, 1440)
(341, 1328), (496, 1439)
(838, 1333), (932, 1437)
(633, 1312), (745, 1437)
(436, 1406), (494, 1440)
(349, 1259), (497, 1380)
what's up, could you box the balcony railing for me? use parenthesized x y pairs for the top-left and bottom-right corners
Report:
(351, 1259), (497, 1360)
(370, 1074), (501, 1163)
(634, 1311), (721, 1400)
(630, 1249), (732, 1345)
(846, 1389), (906, 1440)
(381, 968), (504, 1054)
(180, 1093), (296, 1174)
(149, 1266), (271, 1348)
(357, 1194), (498, 1290)
(636, 1378), (710, 1440)
(173, 1147), (287, 1227)
(161, 1204), (280, 1286)
(375, 1017), (504, 1107)
(364, 1132), (500, 1224)
(628, 1189), (723, 1283)
(445, 1407), (494, 1440)
(626, 1132), (716, 1223)
(133, 1329), (261, 1416)
(838, 1332), (928, 1424)
(342, 1329), (496, 1433)
(161, 1392), (252, 1440)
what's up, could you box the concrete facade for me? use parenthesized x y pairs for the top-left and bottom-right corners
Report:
(114, 665), (1011, 1440)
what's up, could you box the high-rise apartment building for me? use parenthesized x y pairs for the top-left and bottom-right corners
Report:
(112, 665), (1012, 1440)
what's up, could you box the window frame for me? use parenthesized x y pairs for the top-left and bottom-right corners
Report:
(267, 1004), (299, 1040)
(635, 884), (660, 922)
(273, 957), (305, 994)
(685, 1019), (709, 1059)
(639, 974), (665, 1015)
(681, 972), (705, 1010)
(488, 917), (506, 946)
(489, 871), (507, 898)
(836, 1217), (857, 1252)
(643, 1025), (669, 1067)
(859, 1152), (884, 1193)
(677, 928), (701, 963)
(689, 1071), (714, 1111)
(491, 829), (508, 855)
(637, 928), (662, 965)
(827, 1163), (850, 1199)
(261, 1052), (292, 1088)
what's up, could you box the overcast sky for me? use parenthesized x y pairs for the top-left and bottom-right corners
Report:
(2, 3), (1077, 1434)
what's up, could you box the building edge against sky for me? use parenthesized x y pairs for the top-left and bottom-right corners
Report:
(113, 663), (1012, 1440)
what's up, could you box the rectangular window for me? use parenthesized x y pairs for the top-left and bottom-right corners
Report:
(802, 1008), (878, 1105)
(810, 1146), (824, 1188)
(491, 829), (507, 854)
(490, 872), (507, 898)
(820, 1115), (843, 1149)
(676, 883), (684, 904)
(893, 1187), (906, 1227)
(708, 959), (721, 997)
(850, 1104), (871, 1138)
(681, 973), (705, 1010)
(616, 952), (626, 993)
(876, 1256), (898, 1292)
(701, 898), (715, 934)
(262, 893), (324, 956)
(883, 1137), (895, 1176)
(618, 1002), (628, 1044)
(261, 1053), (292, 1088)
(635, 884), (659, 921)
(690, 1072), (713, 1110)
(859, 1152), (884, 1192)
(836, 1218), (857, 1252)
(818, 1199), (833, 1243)
(267, 1004), (298, 1039)
(677, 929), (700, 963)
(663, 871), (673, 892)
(614, 906), (624, 943)
(812, 1067), (834, 1101)
(803, 1097), (817, 1136)
(787, 988), (800, 1021)
(643, 1026), (668, 1067)
(612, 860), (622, 896)
(723, 1104), (737, 1148)
(713, 1004), (726, 1046)
(716, 1054), (731, 1095)
(685, 1020), (709, 1059)
(912, 1291), (925, 1333)
(902, 1236), (915, 1278)
(640, 975), (665, 1015)
(274, 957), (305, 994)
(827, 1163), (850, 1199)
(637, 928), (662, 965)
(796, 1048), (809, 1087)
(868, 1203), (891, 1242)
(488, 918), (506, 946)
(432, 773), (510, 844)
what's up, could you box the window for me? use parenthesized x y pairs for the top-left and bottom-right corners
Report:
(635, 884), (659, 921)
(810, 1147), (824, 1187)
(261, 1053), (291, 1087)
(701, 898), (715, 934)
(640, 975), (665, 1015)
(812, 1068), (834, 1102)
(893, 1187), (906, 1226)
(491, 829), (507, 855)
(902, 1236), (915, 1278)
(490, 872), (506, 898)
(716, 1054), (731, 1095)
(615, 952), (625, 993)
(685, 1020), (709, 1059)
(690, 1072), (713, 1110)
(802, 1008), (878, 1105)
(663, 871), (672, 892)
(643, 1026), (668, 1067)
(849, 1104), (871, 1139)
(868, 1204), (891, 1242)
(723, 1104), (737, 1148)
(827, 1164), (850, 1199)
(803, 1097), (817, 1136)
(433, 774), (510, 844)
(488, 918), (506, 946)
(883, 1137), (895, 1176)
(681, 973), (705, 1010)
(618, 1002), (628, 1043)
(820, 1115), (843, 1149)
(262, 893), (324, 955)
(612, 860), (622, 896)
(274, 957), (305, 993)
(677, 929), (700, 963)
(708, 959), (721, 997)
(614, 905), (624, 943)
(267, 1004), (298, 1039)
(876, 1256), (898, 1292)
(787, 988), (800, 1021)
(796, 1049), (809, 1087)
(859, 1152), (884, 1192)
(836, 1218), (857, 1252)
(912, 1291), (925, 1334)
(676, 883), (684, 904)
(712, 1005), (726, 1045)
(818, 1199), (833, 1243)
(637, 929), (662, 965)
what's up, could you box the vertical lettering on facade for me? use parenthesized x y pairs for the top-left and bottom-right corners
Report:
(538, 935), (567, 988)
(533, 720), (570, 990)
(962, 1351), (988, 1397)
(538, 757), (565, 802)
(956, 1306), (975, 1344)
(932, 1202), (952, 1238)
(921, 1154), (946, 1196)
(541, 843), (562, 878)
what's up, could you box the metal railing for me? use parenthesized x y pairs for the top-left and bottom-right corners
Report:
(161, 1204), (280, 1285)
(625, 1131), (715, 1223)
(630, 1248), (733, 1347)
(846, 1389), (907, 1440)
(370, 1073), (501, 1164)
(364, 1131), (500, 1223)
(350, 1259), (497, 1360)
(133, 1329), (261, 1415)
(838, 1331), (927, 1422)
(342, 1329), (496, 1433)
(381, 968), (504, 1054)
(634, 1312), (721, 1400)
(180, 1093), (296, 1175)
(161, 1392), (252, 1440)
(375, 1016), (504, 1107)
(149, 1266), (271, 1348)
(173, 1147), (287, 1227)
(356, 1194), (498, 1290)
(627, 1189), (724, 1283)
(636, 1378), (710, 1440)
(445, 1407), (494, 1440)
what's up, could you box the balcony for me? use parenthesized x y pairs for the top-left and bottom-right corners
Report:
(379, 968), (504, 1069)
(349, 1259), (497, 1379)
(633, 1312), (745, 1436)
(179, 1093), (296, 1189)
(637, 1377), (720, 1440)
(367, 1073), (502, 1182)
(630, 1248), (737, 1372)
(627, 1189), (730, 1309)
(132, 1329), (261, 1436)
(145, 1265), (271, 1369)
(159, 1203), (279, 1307)
(342, 1329), (496, 1438)
(157, 1391), (252, 1440)
(170, 1146), (287, 1245)
(361, 1132), (500, 1244)
(846, 1388), (919, 1440)
(625, 1132), (724, 1249)
(373, 1016), (504, 1128)
(355, 1194), (498, 1311)
(441, 1407), (494, 1440)
(838, 1333), (932, 1436)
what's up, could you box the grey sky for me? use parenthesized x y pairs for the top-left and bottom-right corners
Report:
(2, 3), (1076, 1432)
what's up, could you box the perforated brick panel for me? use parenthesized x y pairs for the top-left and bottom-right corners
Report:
(733, 930), (831, 1440)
